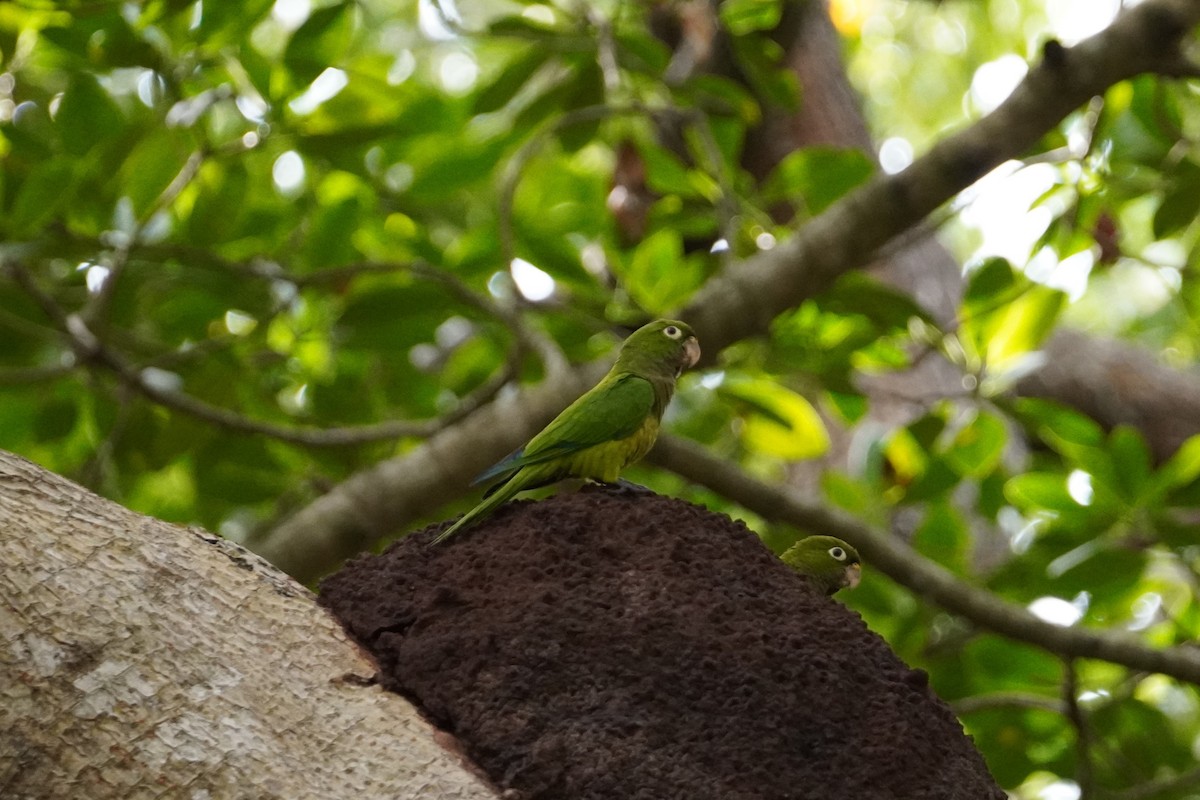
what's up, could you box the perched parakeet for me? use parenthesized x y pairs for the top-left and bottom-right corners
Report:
(780, 535), (862, 595)
(432, 319), (701, 544)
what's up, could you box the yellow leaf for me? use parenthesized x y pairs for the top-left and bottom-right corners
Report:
(721, 379), (830, 460)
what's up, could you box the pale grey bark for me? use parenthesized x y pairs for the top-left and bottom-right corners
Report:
(0, 450), (497, 800)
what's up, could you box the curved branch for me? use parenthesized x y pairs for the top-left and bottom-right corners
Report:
(260, 0), (1200, 580)
(649, 435), (1200, 686)
(1019, 329), (1200, 464)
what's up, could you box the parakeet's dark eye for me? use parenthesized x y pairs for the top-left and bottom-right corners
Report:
(829, 546), (847, 561)
(664, 325), (681, 339)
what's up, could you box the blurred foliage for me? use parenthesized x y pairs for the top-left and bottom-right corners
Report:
(2, 0), (1200, 797)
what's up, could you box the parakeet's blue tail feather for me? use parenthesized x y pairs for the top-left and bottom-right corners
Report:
(472, 446), (525, 486)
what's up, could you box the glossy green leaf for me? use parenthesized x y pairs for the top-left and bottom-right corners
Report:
(821, 273), (935, 329)
(473, 48), (550, 115)
(624, 229), (701, 313)
(964, 257), (1018, 311)
(1155, 433), (1200, 490)
(9, 159), (76, 234)
(764, 147), (874, 213)
(1004, 472), (1075, 513)
(1107, 425), (1150, 501)
(912, 500), (969, 572)
(720, 378), (830, 459)
(284, 2), (355, 86)
(719, 0), (782, 35)
(120, 128), (195, 217)
(55, 73), (124, 156)
(944, 411), (1007, 478)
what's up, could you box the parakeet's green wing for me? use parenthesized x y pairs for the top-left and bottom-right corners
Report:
(473, 373), (656, 487)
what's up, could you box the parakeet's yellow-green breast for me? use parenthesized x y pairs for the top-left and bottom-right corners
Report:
(432, 319), (701, 544)
(780, 536), (861, 595)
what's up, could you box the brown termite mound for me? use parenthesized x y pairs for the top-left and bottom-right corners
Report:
(320, 485), (1005, 800)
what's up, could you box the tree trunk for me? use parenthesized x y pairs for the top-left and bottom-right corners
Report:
(0, 450), (496, 800)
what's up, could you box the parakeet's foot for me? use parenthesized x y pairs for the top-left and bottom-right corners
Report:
(606, 478), (656, 496)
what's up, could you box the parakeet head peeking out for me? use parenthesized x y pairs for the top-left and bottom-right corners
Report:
(780, 535), (862, 595)
(615, 319), (701, 378)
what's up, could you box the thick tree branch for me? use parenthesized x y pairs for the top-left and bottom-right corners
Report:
(1020, 329), (1200, 464)
(0, 450), (496, 799)
(257, 0), (1200, 581)
(648, 435), (1200, 686)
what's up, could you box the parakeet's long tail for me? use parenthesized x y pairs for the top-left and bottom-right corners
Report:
(431, 470), (537, 544)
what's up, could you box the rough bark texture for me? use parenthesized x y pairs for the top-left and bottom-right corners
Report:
(320, 486), (1005, 800)
(0, 450), (497, 800)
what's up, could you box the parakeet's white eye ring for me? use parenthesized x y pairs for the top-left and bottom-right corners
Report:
(664, 325), (682, 339)
(829, 546), (847, 561)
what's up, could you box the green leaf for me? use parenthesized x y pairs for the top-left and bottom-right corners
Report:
(1013, 398), (1106, 463)
(1155, 433), (1200, 490)
(473, 48), (549, 114)
(1004, 472), (1075, 513)
(184, 161), (250, 244)
(1090, 700), (1195, 778)
(903, 458), (961, 503)
(764, 148), (873, 214)
(912, 500), (968, 572)
(487, 14), (564, 37)
(720, 378), (830, 459)
(338, 282), (454, 350)
(119, 128), (194, 218)
(1107, 425), (1150, 501)
(624, 229), (691, 313)
(1152, 160), (1200, 239)
(963, 257), (1018, 311)
(1049, 545), (1145, 601)
(33, 397), (78, 441)
(720, 0), (783, 35)
(55, 73), (124, 156)
(731, 35), (798, 110)
(820, 273), (935, 329)
(639, 141), (695, 197)
(9, 159), (76, 234)
(981, 285), (1065, 375)
(555, 61), (604, 152)
(194, 0), (274, 44)
(943, 411), (1007, 478)
(284, 2), (354, 87)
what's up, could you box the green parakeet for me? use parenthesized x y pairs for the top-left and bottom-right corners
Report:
(432, 319), (701, 544)
(780, 535), (862, 595)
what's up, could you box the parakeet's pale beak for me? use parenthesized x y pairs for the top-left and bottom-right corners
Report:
(682, 336), (701, 368)
(843, 562), (862, 590)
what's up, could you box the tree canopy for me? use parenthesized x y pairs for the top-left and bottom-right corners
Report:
(3, 0), (1200, 797)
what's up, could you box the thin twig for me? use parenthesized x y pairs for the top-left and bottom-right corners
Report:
(1063, 659), (1096, 799)
(951, 691), (1067, 716)
(0, 362), (75, 387)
